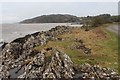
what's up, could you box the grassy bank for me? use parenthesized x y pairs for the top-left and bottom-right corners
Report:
(34, 24), (119, 72)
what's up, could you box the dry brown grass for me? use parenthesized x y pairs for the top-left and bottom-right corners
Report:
(34, 26), (118, 72)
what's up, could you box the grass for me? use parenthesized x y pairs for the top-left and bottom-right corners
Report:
(34, 24), (119, 72)
(101, 24), (119, 72)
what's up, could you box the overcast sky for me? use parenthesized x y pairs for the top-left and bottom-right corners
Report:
(0, 2), (118, 23)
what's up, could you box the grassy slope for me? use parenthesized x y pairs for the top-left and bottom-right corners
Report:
(34, 24), (119, 72)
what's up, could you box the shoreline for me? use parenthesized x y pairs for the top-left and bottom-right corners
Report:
(0, 23), (82, 47)
(0, 25), (119, 79)
(2, 23), (70, 43)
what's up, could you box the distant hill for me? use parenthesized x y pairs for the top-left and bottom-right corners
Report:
(20, 14), (80, 23)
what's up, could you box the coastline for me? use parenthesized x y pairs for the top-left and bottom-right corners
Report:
(0, 23), (83, 50)
(0, 25), (119, 79)
(1, 23), (72, 43)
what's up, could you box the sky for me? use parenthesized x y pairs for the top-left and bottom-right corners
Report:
(0, 2), (118, 23)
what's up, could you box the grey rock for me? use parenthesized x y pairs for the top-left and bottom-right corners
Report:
(0, 26), (119, 79)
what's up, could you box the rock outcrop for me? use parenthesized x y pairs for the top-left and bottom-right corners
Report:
(0, 26), (119, 79)
(18, 49), (74, 78)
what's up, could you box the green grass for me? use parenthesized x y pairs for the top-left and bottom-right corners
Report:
(34, 24), (119, 72)
(94, 24), (119, 72)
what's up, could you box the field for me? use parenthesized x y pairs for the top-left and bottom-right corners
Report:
(34, 24), (119, 72)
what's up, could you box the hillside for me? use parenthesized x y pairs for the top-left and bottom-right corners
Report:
(0, 25), (119, 79)
(20, 14), (80, 23)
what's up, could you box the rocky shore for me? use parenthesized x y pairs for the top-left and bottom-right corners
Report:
(0, 26), (119, 79)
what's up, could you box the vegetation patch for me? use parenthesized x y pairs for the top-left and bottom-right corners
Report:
(34, 24), (119, 72)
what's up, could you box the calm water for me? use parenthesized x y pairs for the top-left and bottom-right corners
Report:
(1, 23), (71, 43)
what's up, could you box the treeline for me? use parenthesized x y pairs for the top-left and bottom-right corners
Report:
(20, 14), (80, 23)
(81, 14), (120, 31)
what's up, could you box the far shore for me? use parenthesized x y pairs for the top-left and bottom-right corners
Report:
(1, 23), (82, 43)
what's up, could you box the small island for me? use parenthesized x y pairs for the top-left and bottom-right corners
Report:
(20, 14), (80, 23)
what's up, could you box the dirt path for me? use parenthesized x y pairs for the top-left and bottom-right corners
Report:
(106, 24), (120, 36)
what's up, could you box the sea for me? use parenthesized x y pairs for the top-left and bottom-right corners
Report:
(0, 23), (83, 48)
